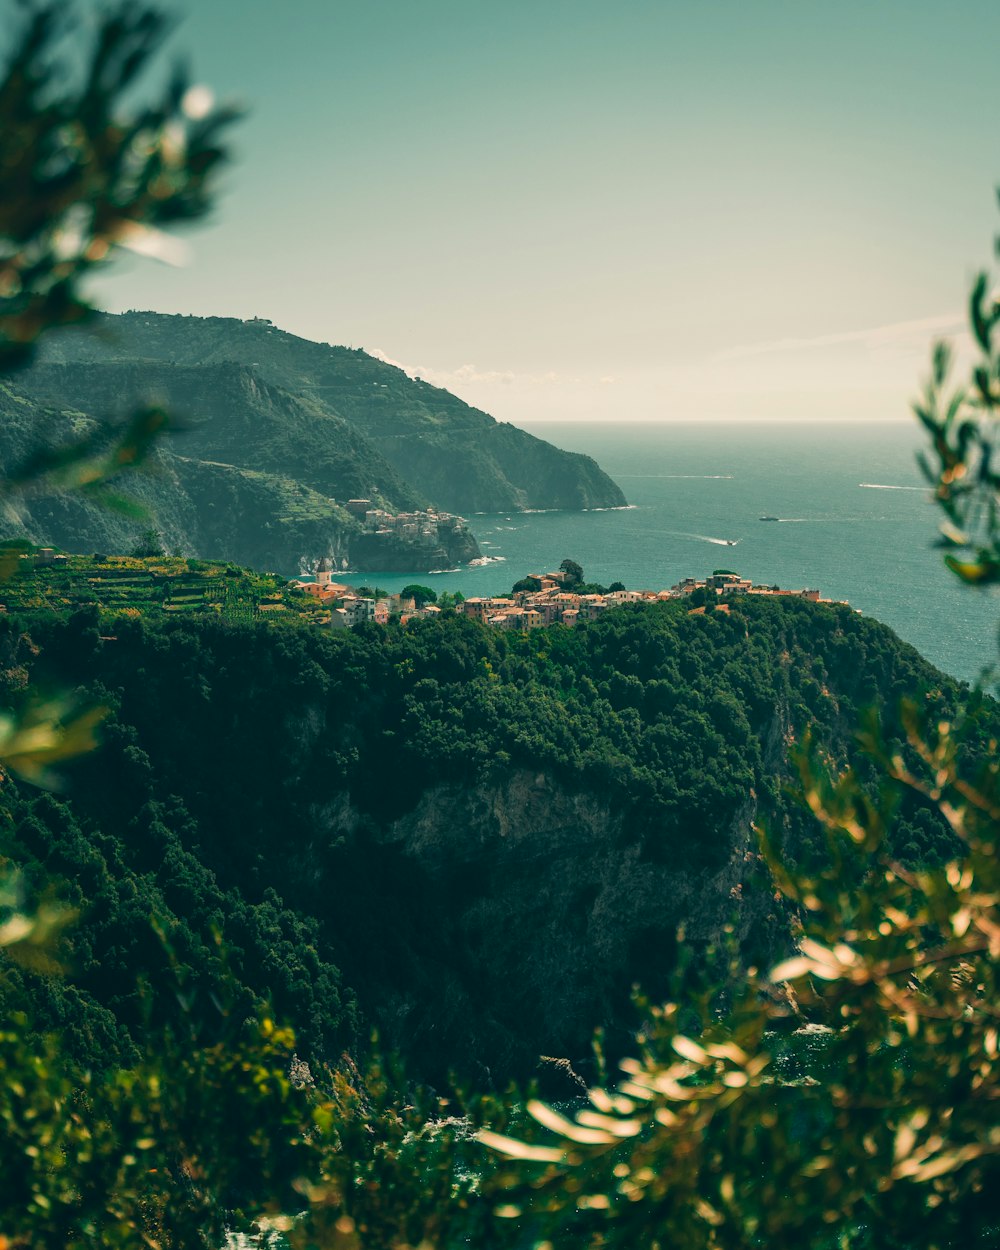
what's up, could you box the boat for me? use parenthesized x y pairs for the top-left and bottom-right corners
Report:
(759, 515), (780, 522)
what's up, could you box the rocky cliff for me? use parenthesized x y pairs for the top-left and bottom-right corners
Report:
(311, 767), (774, 1082)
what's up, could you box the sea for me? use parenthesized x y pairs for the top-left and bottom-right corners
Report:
(348, 420), (998, 687)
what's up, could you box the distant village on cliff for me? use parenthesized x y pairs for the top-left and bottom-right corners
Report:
(299, 562), (847, 631)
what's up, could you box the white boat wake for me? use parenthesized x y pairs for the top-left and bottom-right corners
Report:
(671, 531), (741, 547)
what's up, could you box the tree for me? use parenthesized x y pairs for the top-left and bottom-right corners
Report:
(401, 583), (437, 608)
(914, 254), (1000, 598)
(559, 558), (584, 586)
(130, 528), (164, 558)
(0, 2), (243, 526)
(0, 0), (241, 783)
(0, 2), (238, 375)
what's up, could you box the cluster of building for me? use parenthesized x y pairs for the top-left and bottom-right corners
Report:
(298, 558), (439, 629)
(343, 499), (468, 547)
(457, 570), (841, 631)
(296, 564), (842, 632)
(671, 571), (833, 601)
(458, 570), (640, 630)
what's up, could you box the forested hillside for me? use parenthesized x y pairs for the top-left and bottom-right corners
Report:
(0, 312), (627, 569)
(0, 371), (480, 573)
(1, 594), (982, 1086)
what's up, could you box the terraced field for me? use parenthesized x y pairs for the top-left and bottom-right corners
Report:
(0, 552), (323, 625)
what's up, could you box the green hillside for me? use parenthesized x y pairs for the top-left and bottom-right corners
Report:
(20, 361), (424, 509)
(1, 590), (982, 1086)
(34, 311), (628, 513)
(0, 371), (476, 573)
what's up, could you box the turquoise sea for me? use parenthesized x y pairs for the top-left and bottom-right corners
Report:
(355, 420), (998, 686)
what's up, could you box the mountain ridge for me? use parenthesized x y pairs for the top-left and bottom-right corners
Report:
(1, 312), (626, 570)
(34, 310), (628, 513)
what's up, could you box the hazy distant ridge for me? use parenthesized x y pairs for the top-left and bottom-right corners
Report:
(38, 311), (628, 514)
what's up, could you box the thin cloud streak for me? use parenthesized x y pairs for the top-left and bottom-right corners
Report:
(717, 311), (966, 361)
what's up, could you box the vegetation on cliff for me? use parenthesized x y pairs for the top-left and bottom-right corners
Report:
(1, 592), (980, 1088)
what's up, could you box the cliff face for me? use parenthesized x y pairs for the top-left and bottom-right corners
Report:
(311, 767), (775, 1081)
(349, 524), (480, 573)
(19, 361), (424, 509)
(170, 457), (356, 571)
(370, 418), (626, 514)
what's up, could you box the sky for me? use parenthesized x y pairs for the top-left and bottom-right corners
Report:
(81, 0), (1000, 423)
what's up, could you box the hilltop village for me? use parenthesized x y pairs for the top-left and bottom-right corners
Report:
(298, 564), (846, 630)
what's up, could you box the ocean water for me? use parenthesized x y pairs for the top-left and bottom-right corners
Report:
(353, 420), (999, 686)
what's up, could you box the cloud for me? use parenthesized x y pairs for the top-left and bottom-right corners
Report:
(368, 348), (585, 390)
(716, 311), (967, 361)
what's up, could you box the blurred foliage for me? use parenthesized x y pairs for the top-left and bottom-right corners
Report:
(0, 695), (103, 788)
(0, 0), (238, 374)
(283, 1053), (513, 1250)
(915, 201), (1000, 596)
(0, 866), (73, 975)
(0, 0), (237, 508)
(481, 712), (999, 1248)
(0, 1006), (316, 1250)
(1, 886), (505, 1247)
(0, 0), (238, 779)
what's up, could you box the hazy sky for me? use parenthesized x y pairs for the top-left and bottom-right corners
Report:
(87, 0), (1000, 422)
